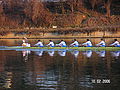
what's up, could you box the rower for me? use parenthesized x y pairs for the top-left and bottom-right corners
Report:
(82, 39), (92, 47)
(46, 40), (55, 47)
(96, 39), (106, 47)
(70, 39), (79, 47)
(110, 39), (120, 47)
(34, 40), (44, 47)
(56, 40), (67, 47)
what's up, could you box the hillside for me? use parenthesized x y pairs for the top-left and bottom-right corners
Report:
(0, 0), (120, 34)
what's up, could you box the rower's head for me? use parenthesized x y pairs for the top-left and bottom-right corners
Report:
(114, 39), (117, 41)
(101, 39), (103, 41)
(87, 39), (90, 41)
(74, 39), (76, 41)
(61, 40), (64, 41)
(38, 40), (40, 42)
(49, 40), (52, 42)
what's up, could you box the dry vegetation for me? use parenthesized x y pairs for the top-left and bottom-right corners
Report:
(0, 0), (120, 35)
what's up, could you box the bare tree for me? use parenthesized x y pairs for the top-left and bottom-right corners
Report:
(104, 0), (112, 17)
(24, 0), (53, 28)
(60, 0), (65, 14)
(67, 0), (84, 13)
(89, 0), (97, 10)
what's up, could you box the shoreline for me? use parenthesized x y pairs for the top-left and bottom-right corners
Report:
(0, 25), (120, 39)
(0, 24), (120, 32)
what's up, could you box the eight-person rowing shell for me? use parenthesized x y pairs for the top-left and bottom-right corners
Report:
(22, 38), (120, 47)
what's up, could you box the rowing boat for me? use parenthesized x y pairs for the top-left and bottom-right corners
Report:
(0, 46), (120, 51)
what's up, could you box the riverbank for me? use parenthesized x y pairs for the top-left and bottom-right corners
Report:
(0, 24), (120, 39)
(0, 30), (120, 39)
(0, 24), (120, 32)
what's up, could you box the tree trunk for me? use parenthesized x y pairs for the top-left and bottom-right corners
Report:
(90, 0), (97, 10)
(104, 0), (112, 17)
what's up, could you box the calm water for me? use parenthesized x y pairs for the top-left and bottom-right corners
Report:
(0, 39), (120, 90)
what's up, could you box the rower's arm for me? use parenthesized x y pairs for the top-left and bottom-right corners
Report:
(97, 42), (102, 45)
(47, 43), (50, 46)
(34, 42), (39, 46)
(59, 42), (62, 45)
(82, 42), (87, 45)
(70, 42), (74, 46)
(110, 42), (116, 46)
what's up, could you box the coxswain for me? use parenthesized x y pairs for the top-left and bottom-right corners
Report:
(22, 40), (30, 47)
(22, 37), (30, 47)
(22, 40), (27, 47)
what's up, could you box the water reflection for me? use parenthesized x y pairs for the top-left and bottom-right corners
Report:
(48, 50), (55, 56)
(58, 50), (66, 56)
(0, 72), (12, 89)
(23, 71), (34, 86)
(82, 50), (92, 58)
(36, 72), (58, 89)
(22, 50), (31, 62)
(96, 51), (106, 58)
(111, 51), (120, 59)
(1, 50), (120, 90)
(35, 50), (44, 56)
(71, 50), (79, 58)
(16, 50), (120, 59)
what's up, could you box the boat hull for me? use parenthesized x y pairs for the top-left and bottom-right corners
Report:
(0, 46), (120, 51)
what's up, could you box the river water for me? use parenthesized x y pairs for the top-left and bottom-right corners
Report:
(0, 39), (120, 90)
